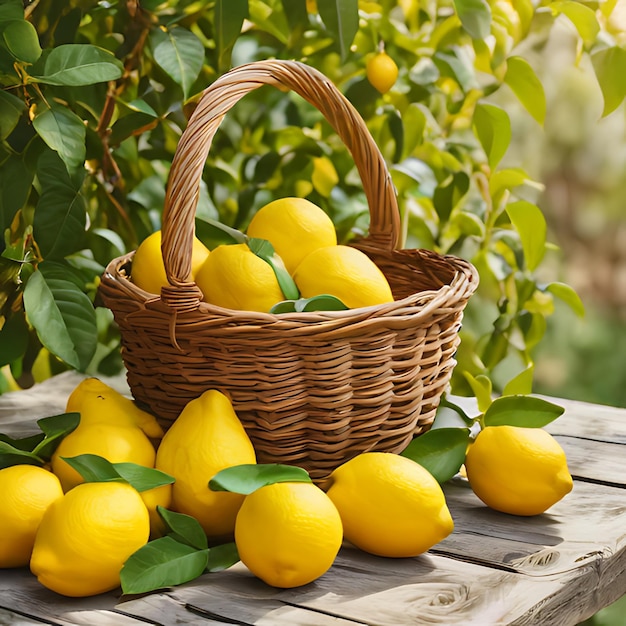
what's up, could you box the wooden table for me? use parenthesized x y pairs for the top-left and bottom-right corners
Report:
(0, 372), (624, 626)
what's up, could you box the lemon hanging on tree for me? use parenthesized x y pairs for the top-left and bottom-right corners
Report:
(366, 46), (399, 94)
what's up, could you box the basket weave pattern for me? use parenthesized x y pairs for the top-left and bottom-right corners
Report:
(99, 60), (478, 481)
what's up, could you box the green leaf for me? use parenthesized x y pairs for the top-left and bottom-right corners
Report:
(505, 200), (546, 272)
(0, 0), (23, 21)
(489, 168), (531, 202)
(550, 1), (600, 44)
(120, 536), (209, 595)
(214, 0), (248, 71)
(30, 44), (123, 86)
(281, 0), (308, 31)
(61, 454), (125, 483)
(453, 0), (492, 39)
(504, 57), (546, 126)
(0, 311), (29, 368)
(269, 294), (349, 314)
(0, 441), (44, 469)
(34, 151), (86, 259)
(0, 89), (25, 139)
(545, 282), (585, 317)
(401, 428), (471, 484)
(483, 395), (565, 428)
(157, 507), (208, 551)
(151, 27), (204, 99)
(247, 238), (300, 301)
(209, 463), (312, 495)
(32, 103), (86, 171)
(32, 412), (80, 460)
(591, 46), (626, 118)
(206, 542), (240, 573)
(502, 364), (534, 397)
(473, 103), (511, 169)
(23, 263), (97, 371)
(431, 397), (476, 429)
(2, 19), (41, 64)
(317, 0), (359, 60)
(197, 217), (246, 244)
(113, 464), (175, 493)
(0, 156), (33, 233)
(463, 372), (493, 412)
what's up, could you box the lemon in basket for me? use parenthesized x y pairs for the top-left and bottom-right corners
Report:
(246, 197), (337, 274)
(235, 481), (343, 588)
(30, 481), (149, 597)
(194, 242), (285, 312)
(155, 389), (257, 540)
(0, 465), (64, 568)
(325, 452), (453, 558)
(131, 230), (210, 294)
(464, 425), (573, 516)
(293, 245), (394, 309)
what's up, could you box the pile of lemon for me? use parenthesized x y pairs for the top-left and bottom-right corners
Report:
(131, 197), (394, 313)
(0, 375), (573, 597)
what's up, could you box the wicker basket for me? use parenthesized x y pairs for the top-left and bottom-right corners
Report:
(98, 60), (478, 481)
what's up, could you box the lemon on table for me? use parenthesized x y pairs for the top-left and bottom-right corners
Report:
(194, 243), (285, 312)
(366, 51), (399, 94)
(0, 465), (64, 568)
(51, 422), (158, 492)
(155, 389), (256, 540)
(325, 452), (453, 558)
(30, 481), (150, 597)
(464, 425), (573, 516)
(235, 481), (343, 588)
(293, 245), (394, 309)
(246, 197), (337, 274)
(131, 230), (210, 294)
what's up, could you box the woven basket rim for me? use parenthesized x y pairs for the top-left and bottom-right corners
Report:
(104, 247), (478, 326)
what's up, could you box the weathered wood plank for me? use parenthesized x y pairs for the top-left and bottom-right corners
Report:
(0, 606), (55, 625)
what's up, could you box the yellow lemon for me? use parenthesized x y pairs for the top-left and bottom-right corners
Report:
(194, 243), (285, 312)
(66, 377), (164, 439)
(325, 452), (453, 558)
(155, 389), (256, 540)
(246, 197), (337, 274)
(0, 465), (64, 568)
(140, 483), (173, 539)
(51, 424), (158, 492)
(131, 230), (210, 294)
(235, 481), (343, 588)
(464, 425), (573, 516)
(366, 51), (399, 94)
(293, 245), (394, 309)
(30, 481), (149, 597)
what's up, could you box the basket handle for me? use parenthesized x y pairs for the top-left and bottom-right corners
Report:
(161, 59), (401, 292)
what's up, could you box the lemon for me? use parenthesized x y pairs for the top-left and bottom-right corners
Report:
(155, 389), (256, 540)
(66, 377), (164, 439)
(140, 483), (173, 539)
(131, 230), (210, 294)
(366, 51), (399, 94)
(325, 452), (454, 558)
(293, 245), (394, 309)
(51, 423), (158, 492)
(0, 465), (64, 568)
(30, 481), (150, 597)
(194, 243), (285, 312)
(246, 197), (337, 274)
(235, 481), (343, 588)
(464, 425), (573, 516)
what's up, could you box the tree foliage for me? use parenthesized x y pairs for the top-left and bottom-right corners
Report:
(1, 0), (623, 394)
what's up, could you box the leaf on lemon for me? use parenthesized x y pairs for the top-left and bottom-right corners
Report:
(483, 395), (565, 428)
(206, 542), (240, 572)
(401, 428), (471, 484)
(209, 463), (312, 495)
(156, 506), (208, 551)
(247, 237), (300, 301)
